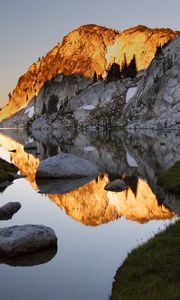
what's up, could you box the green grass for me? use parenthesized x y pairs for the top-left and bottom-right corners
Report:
(110, 220), (180, 300)
(157, 161), (180, 194)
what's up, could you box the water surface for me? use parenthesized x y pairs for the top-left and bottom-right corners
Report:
(0, 129), (179, 300)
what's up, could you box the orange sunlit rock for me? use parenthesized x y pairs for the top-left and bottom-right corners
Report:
(0, 24), (179, 122)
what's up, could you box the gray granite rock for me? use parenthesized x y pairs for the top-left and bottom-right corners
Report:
(121, 36), (180, 129)
(24, 141), (37, 150)
(36, 153), (99, 178)
(0, 225), (57, 257)
(104, 179), (128, 192)
(0, 202), (21, 220)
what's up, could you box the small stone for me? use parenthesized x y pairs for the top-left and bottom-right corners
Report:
(24, 142), (37, 150)
(104, 179), (128, 192)
(0, 202), (21, 220)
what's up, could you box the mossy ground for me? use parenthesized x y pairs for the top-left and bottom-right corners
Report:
(157, 161), (180, 194)
(110, 220), (180, 300)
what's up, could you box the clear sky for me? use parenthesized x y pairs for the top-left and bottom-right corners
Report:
(0, 0), (180, 107)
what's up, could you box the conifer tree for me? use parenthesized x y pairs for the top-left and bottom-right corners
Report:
(127, 55), (137, 78)
(106, 63), (121, 81)
(121, 54), (128, 78)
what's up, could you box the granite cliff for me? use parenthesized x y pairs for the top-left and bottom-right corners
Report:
(0, 24), (178, 123)
(121, 36), (180, 129)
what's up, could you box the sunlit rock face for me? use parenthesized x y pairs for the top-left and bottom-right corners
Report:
(0, 24), (178, 122)
(121, 36), (180, 129)
(106, 25), (178, 70)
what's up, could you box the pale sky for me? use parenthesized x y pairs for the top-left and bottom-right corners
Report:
(0, 0), (180, 107)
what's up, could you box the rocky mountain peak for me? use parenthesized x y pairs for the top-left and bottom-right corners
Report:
(0, 24), (179, 122)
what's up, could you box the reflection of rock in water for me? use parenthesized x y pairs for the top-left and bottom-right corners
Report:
(0, 132), (39, 190)
(0, 130), (177, 225)
(121, 130), (180, 214)
(0, 246), (57, 267)
(37, 176), (97, 194)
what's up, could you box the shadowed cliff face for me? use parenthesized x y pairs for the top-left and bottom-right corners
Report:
(0, 24), (178, 122)
(0, 130), (176, 226)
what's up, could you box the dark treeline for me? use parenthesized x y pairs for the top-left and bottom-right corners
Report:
(106, 54), (138, 81)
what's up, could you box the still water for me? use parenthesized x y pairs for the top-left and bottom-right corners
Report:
(0, 129), (179, 300)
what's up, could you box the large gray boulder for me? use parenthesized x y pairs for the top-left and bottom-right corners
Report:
(36, 153), (99, 178)
(0, 202), (21, 220)
(0, 225), (57, 257)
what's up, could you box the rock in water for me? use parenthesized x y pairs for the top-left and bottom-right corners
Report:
(104, 179), (128, 192)
(36, 153), (99, 178)
(24, 141), (37, 150)
(0, 202), (21, 220)
(0, 225), (57, 257)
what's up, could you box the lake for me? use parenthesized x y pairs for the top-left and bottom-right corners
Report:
(0, 128), (179, 300)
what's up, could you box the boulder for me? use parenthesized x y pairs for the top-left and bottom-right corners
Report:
(104, 179), (128, 192)
(36, 153), (99, 178)
(0, 202), (21, 220)
(0, 225), (57, 257)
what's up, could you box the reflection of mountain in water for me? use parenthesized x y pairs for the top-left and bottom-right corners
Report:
(48, 174), (173, 225)
(0, 129), (178, 225)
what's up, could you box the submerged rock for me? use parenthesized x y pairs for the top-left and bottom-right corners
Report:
(0, 225), (57, 257)
(36, 153), (99, 178)
(0, 202), (21, 220)
(104, 179), (128, 192)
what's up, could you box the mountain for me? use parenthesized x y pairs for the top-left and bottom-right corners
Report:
(121, 35), (180, 129)
(0, 24), (178, 122)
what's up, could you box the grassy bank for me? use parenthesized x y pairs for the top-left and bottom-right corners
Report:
(110, 220), (180, 300)
(157, 161), (180, 194)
